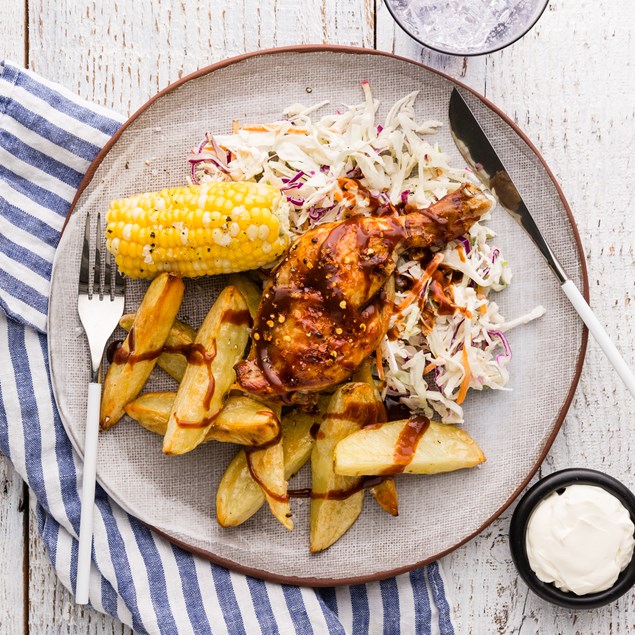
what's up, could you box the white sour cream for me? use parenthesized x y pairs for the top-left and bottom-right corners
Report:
(525, 484), (635, 595)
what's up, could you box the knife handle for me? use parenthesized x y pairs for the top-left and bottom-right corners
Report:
(561, 280), (635, 397)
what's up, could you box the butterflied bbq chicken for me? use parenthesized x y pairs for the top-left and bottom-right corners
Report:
(235, 183), (493, 399)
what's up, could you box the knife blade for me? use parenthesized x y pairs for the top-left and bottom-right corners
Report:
(448, 87), (635, 397)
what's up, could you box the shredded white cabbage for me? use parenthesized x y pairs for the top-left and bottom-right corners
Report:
(190, 83), (545, 423)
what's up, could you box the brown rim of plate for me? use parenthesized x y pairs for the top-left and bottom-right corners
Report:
(60, 44), (589, 587)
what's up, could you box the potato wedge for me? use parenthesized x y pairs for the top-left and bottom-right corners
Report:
(125, 392), (279, 446)
(100, 273), (185, 429)
(352, 361), (398, 516)
(334, 419), (486, 476)
(310, 382), (376, 553)
(119, 313), (196, 382)
(216, 407), (321, 527)
(370, 479), (399, 517)
(163, 286), (250, 455)
(228, 274), (262, 319)
(244, 404), (293, 529)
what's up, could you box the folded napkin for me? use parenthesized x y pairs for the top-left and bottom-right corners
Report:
(0, 60), (456, 635)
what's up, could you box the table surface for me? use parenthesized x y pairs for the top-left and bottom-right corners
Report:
(1, 1), (633, 633)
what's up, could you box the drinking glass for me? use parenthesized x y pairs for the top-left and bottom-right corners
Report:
(383, 0), (550, 56)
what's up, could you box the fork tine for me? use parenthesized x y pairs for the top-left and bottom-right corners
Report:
(94, 212), (102, 299)
(113, 259), (125, 297)
(79, 213), (92, 294)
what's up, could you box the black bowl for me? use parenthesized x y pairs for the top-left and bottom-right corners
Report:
(509, 468), (635, 609)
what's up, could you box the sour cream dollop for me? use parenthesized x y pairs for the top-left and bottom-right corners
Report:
(526, 484), (635, 595)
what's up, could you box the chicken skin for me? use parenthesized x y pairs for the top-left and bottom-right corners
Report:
(235, 183), (492, 399)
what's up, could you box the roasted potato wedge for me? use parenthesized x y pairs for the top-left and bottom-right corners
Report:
(125, 392), (279, 446)
(228, 274), (263, 319)
(334, 419), (486, 476)
(119, 314), (196, 382)
(370, 478), (399, 517)
(216, 406), (323, 527)
(163, 286), (251, 455)
(244, 404), (293, 529)
(100, 272), (185, 429)
(352, 360), (398, 516)
(310, 382), (376, 553)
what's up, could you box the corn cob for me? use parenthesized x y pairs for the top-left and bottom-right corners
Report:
(106, 181), (290, 279)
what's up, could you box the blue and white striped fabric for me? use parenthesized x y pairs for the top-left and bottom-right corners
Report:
(0, 59), (456, 635)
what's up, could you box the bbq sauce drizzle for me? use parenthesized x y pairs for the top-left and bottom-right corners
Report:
(380, 416), (430, 475)
(108, 309), (252, 430)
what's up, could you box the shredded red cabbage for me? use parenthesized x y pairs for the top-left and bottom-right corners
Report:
(400, 190), (411, 205)
(491, 248), (500, 263)
(457, 236), (471, 254)
(281, 171), (305, 185)
(489, 330), (512, 365)
(308, 204), (335, 222)
(433, 365), (442, 389)
(450, 318), (465, 347)
(190, 161), (199, 185)
(285, 196), (305, 206)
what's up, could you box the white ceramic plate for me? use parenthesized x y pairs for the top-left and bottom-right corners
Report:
(48, 46), (587, 585)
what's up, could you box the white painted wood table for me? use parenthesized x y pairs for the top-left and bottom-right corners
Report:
(0, 1), (633, 633)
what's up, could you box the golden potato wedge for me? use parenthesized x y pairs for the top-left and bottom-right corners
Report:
(244, 404), (293, 529)
(352, 360), (398, 516)
(310, 382), (376, 553)
(334, 419), (486, 476)
(216, 407), (322, 527)
(163, 286), (251, 455)
(228, 274), (263, 319)
(125, 392), (279, 446)
(370, 478), (399, 517)
(100, 272), (185, 429)
(119, 314), (196, 382)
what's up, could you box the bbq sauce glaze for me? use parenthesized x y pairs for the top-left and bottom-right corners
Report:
(107, 308), (251, 430)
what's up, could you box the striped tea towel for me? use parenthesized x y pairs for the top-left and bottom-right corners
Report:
(0, 59), (456, 635)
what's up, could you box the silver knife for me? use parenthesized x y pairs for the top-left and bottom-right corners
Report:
(448, 88), (635, 397)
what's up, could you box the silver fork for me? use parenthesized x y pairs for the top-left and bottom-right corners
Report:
(76, 212), (125, 604)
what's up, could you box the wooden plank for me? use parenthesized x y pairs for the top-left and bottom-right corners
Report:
(26, 1), (373, 632)
(1, 3), (28, 633)
(27, 506), (130, 634)
(0, 0), (26, 66)
(29, 0), (374, 116)
(0, 456), (26, 635)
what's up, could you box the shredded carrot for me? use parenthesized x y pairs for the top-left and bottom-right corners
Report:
(456, 245), (466, 263)
(456, 345), (471, 405)
(395, 253), (444, 314)
(375, 347), (385, 381)
(337, 177), (359, 191)
(479, 304), (487, 315)
(232, 119), (240, 134)
(241, 124), (308, 135)
(423, 362), (436, 375)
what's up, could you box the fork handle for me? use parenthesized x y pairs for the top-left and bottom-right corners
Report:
(562, 280), (635, 397)
(75, 382), (101, 604)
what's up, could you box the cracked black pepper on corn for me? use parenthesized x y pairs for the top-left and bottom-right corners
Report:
(105, 181), (290, 278)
